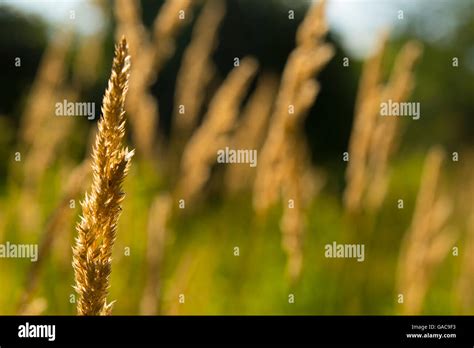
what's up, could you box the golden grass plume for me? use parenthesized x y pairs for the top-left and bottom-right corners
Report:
(152, 0), (194, 74)
(253, 0), (333, 214)
(253, 0), (333, 282)
(344, 36), (423, 213)
(175, 57), (258, 204)
(224, 73), (279, 194)
(396, 146), (456, 314)
(115, 0), (194, 158)
(172, 0), (226, 144)
(72, 37), (134, 316)
(115, 0), (159, 159)
(19, 30), (73, 147)
(365, 41), (423, 210)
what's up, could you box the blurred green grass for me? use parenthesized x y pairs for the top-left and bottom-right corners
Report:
(0, 150), (465, 315)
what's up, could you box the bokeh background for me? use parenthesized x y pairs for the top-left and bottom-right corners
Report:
(0, 0), (473, 315)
